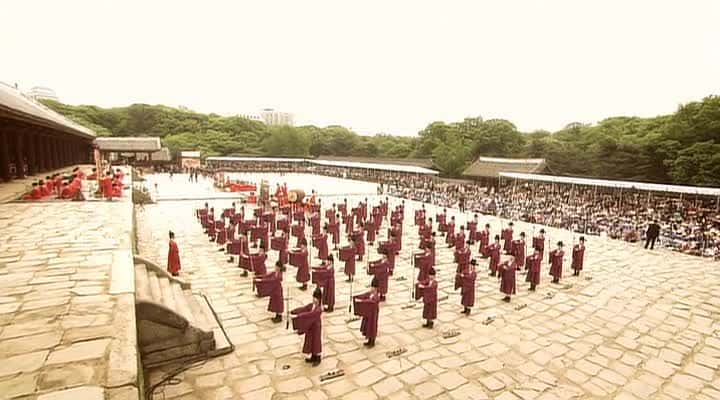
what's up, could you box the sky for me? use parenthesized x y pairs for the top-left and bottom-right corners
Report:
(2, 0), (719, 136)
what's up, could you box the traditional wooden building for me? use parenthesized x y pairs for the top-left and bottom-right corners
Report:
(94, 137), (162, 164)
(463, 157), (546, 187)
(0, 82), (95, 182)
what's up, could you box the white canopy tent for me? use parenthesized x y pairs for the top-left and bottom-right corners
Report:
(205, 156), (439, 175)
(499, 172), (720, 197)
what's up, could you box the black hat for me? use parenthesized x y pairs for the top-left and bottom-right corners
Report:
(509, 222), (514, 226)
(557, 241), (564, 247)
(520, 232), (526, 237)
(579, 236), (585, 242)
(432, 232), (437, 237)
(470, 259), (477, 266)
(169, 230), (175, 238)
(540, 229), (545, 233)
(371, 277), (379, 288)
(429, 268), (436, 276)
(494, 234), (500, 240)
(313, 287), (322, 300)
(327, 254), (334, 262)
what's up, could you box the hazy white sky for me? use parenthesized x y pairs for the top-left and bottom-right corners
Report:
(2, 0), (718, 135)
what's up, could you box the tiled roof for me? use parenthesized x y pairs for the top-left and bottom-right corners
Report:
(463, 157), (545, 178)
(95, 137), (161, 152)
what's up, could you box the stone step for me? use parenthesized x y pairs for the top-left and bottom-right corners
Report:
(185, 291), (214, 331)
(188, 293), (232, 356)
(171, 283), (196, 326)
(147, 271), (162, 303)
(158, 276), (176, 311)
(135, 263), (151, 302)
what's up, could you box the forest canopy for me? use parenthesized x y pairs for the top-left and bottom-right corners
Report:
(42, 95), (720, 186)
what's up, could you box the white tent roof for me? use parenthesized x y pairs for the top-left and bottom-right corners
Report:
(310, 159), (439, 175)
(499, 172), (720, 196)
(180, 151), (201, 158)
(205, 156), (439, 175)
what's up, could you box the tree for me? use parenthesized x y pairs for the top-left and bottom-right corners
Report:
(667, 141), (720, 186)
(432, 131), (470, 177)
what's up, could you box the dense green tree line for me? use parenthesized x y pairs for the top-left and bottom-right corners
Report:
(42, 96), (720, 186)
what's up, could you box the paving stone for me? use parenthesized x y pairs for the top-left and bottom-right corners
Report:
(437, 370), (467, 390)
(412, 381), (444, 400)
(449, 382), (488, 400)
(684, 362), (714, 381)
(46, 338), (111, 364)
(232, 374), (271, 394)
(372, 377), (403, 398)
(0, 350), (48, 377)
(354, 368), (385, 386)
(37, 386), (104, 400)
(343, 388), (378, 400)
(480, 375), (506, 391)
(276, 376), (313, 393)
(644, 358), (676, 379)
(0, 331), (62, 357)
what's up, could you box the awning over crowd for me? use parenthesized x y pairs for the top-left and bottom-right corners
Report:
(317, 156), (434, 169)
(94, 137), (161, 152)
(499, 172), (720, 197)
(205, 156), (440, 175)
(180, 151), (201, 158)
(207, 156), (304, 163)
(463, 157), (546, 178)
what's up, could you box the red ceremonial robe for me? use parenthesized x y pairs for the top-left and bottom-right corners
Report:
(312, 233), (329, 260)
(255, 271), (284, 313)
(167, 239), (181, 274)
(369, 259), (390, 295)
(512, 239), (525, 269)
(499, 261), (517, 295)
(291, 303), (322, 355)
(354, 291), (379, 340)
(414, 251), (432, 282)
(340, 245), (356, 277)
(309, 213), (321, 236)
(479, 231), (491, 256)
(502, 228), (513, 253)
(343, 214), (354, 236)
(365, 221), (376, 244)
(102, 176), (113, 199)
(525, 254), (541, 284)
(533, 236), (545, 260)
(329, 220), (340, 246)
(467, 221), (478, 242)
(311, 263), (335, 309)
(352, 230), (365, 258)
(290, 247), (310, 284)
(549, 249), (564, 279)
(417, 279), (438, 320)
(458, 269), (476, 307)
(488, 243), (501, 274)
(572, 245), (585, 271)
(445, 222), (455, 245)
(454, 232), (466, 250)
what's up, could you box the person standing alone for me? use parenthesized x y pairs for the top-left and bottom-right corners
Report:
(645, 220), (661, 250)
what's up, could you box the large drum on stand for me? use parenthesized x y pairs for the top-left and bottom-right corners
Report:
(287, 189), (305, 204)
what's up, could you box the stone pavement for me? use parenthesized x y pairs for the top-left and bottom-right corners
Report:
(136, 179), (720, 399)
(0, 173), (139, 399)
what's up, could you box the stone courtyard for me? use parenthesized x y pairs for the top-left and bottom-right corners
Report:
(134, 173), (720, 400)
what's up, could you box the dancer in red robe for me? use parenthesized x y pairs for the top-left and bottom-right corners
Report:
(417, 268), (438, 328)
(102, 172), (113, 200)
(312, 254), (335, 312)
(291, 287), (323, 366)
(488, 235), (501, 276)
(572, 237), (585, 276)
(255, 261), (284, 323)
(340, 238), (356, 282)
(549, 241), (565, 284)
(502, 222), (514, 254)
(445, 216), (456, 247)
(352, 228), (365, 261)
(525, 246), (542, 291)
(313, 227), (329, 260)
(329, 214), (340, 250)
(454, 226), (466, 250)
(365, 218), (377, 245)
(499, 255), (517, 302)
(290, 239), (310, 290)
(467, 214), (479, 244)
(533, 229), (546, 261)
(368, 254), (390, 301)
(512, 232), (526, 271)
(479, 224), (491, 258)
(456, 259), (477, 314)
(167, 231), (181, 276)
(354, 277), (380, 347)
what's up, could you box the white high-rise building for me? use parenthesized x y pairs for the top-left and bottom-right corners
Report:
(28, 86), (59, 102)
(260, 108), (294, 126)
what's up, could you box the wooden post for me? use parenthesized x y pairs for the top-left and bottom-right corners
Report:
(15, 132), (25, 179)
(26, 132), (37, 176)
(0, 130), (11, 181)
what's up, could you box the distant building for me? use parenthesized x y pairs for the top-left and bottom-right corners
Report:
(180, 151), (202, 169)
(28, 86), (59, 102)
(260, 108), (294, 126)
(240, 113), (263, 123)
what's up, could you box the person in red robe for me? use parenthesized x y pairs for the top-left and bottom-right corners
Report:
(456, 259), (477, 314)
(25, 182), (42, 200)
(352, 228), (365, 261)
(291, 287), (323, 366)
(38, 180), (50, 197)
(499, 255), (517, 302)
(502, 222), (514, 254)
(533, 229), (546, 261)
(417, 268), (438, 328)
(329, 214), (341, 250)
(445, 216), (456, 247)
(369, 254), (390, 301)
(365, 218), (376, 245)
(290, 238), (310, 290)
(340, 238), (356, 282)
(44, 177), (54, 196)
(479, 224), (491, 258)
(467, 214), (479, 244)
(313, 227), (329, 260)
(255, 261), (284, 323)
(343, 212), (354, 236)
(454, 225), (466, 250)
(312, 254), (335, 312)
(525, 246), (542, 291)
(102, 172), (113, 200)
(549, 241), (565, 284)
(572, 237), (586, 276)
(512, 232), (526, 271)
(354, 277), (380, 347)
(488, 235), (501, 276)
(167, 231), (181, 276)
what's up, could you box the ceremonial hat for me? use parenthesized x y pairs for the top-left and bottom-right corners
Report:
(579, 236), (585, 242)
(313, 287), (322, 300)
(169, 231), (175, 238)
(470, 259), (477, 266)
(557, 241), (564, 247)
(540, 229), (545, 233)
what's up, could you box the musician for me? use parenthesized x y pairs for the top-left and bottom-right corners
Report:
(488, 235), (502, 276)
(313, 225), (329, 260)
(312, 254), (335, 312)
(549, 241), (565, 284)
(329, 213), (341, 250)
(354, 277), (380, 348)
(502, 222), (514, 254)
(369, 253), (390, 301)
(456, 259), (477, 314)
(365, 217), (377, 246)
(479, 223), (491, 258)
(467, 214), (479, 244)
(417, 268), (438, 328)
(341, 237), (357, 282)
(498, 255), (517, 302)
(343, 211), (354, 236)
(533, 229), (546, 261)
(437, 208), (447, 232)
(572, 237), (586, 276)
(352, 226), (366, 262)
(290, 238), (310, 290)
(309, 211), (321, 237)
(525, 246), (542, 291)
(254, 261), (284, 323)
(512, 232), (526, 271)
(453, 225), (466, 250)
(445, 216), (456, 247)
(291, 287), (323, 366)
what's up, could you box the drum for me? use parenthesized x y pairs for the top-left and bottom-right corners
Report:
(288, 189), (305, 203)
